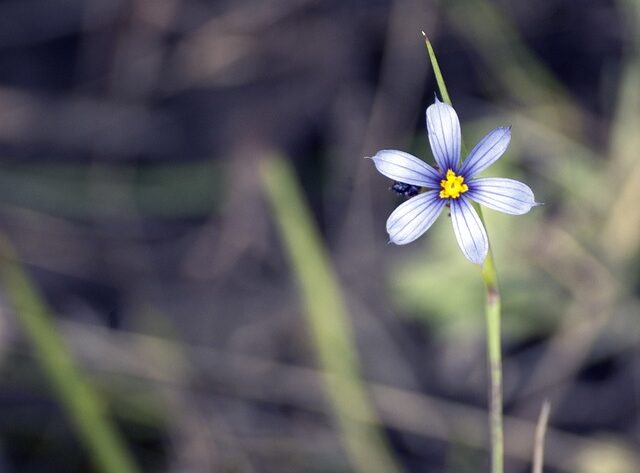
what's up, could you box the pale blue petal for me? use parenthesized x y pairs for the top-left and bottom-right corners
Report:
(450, 196), (488, 264)
(369, 150), (440, 188)
(426, 98), (461, 171)
(386, 190), (445, 245)
(467, 178), (537, 215)
(459, 127), (511, 178)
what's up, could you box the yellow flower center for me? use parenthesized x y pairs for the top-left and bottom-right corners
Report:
(439, 169), (469, 199)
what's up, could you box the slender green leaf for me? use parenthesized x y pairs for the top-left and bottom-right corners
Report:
(260, 154), (402, 473)
(0, 234), (141, 473)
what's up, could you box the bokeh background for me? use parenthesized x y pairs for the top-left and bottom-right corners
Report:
(0, 0), (639, 472)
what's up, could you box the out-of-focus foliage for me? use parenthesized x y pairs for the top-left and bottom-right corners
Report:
(0, 0), (639, 472)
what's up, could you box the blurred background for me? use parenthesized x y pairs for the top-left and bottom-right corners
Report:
(0, 0), (639, 472)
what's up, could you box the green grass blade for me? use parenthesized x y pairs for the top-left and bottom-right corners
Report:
(260, 155), (402, 473)
(0, 234), (141, 473)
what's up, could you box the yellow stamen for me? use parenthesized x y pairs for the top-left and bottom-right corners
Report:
(439, 169), (469, 199)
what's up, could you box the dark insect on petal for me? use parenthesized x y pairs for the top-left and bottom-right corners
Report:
(391, 181), (422, 197)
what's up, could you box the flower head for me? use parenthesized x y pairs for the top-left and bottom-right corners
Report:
(369, 97), (537, 264)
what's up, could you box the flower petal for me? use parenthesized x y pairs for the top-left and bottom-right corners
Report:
(467, 178), (537, 215)
(426, 98), (461, 171)
(450, 196), (488, 264)
(386, 190), (445, 245)
(459, 126), (511, 178)
(369, 150), (440, 188)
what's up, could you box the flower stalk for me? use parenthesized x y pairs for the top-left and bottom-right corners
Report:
(425, 34), (504, 473)
(480, 242), (503, 473)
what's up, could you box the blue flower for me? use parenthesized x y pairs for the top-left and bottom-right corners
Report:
(369, 97), (537, 264)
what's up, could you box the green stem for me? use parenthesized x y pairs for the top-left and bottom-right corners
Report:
(480, 241), (503, 473)
(424, 34), (503, 473)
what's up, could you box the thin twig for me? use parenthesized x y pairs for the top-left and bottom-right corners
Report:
(532, 401), (551, 473)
